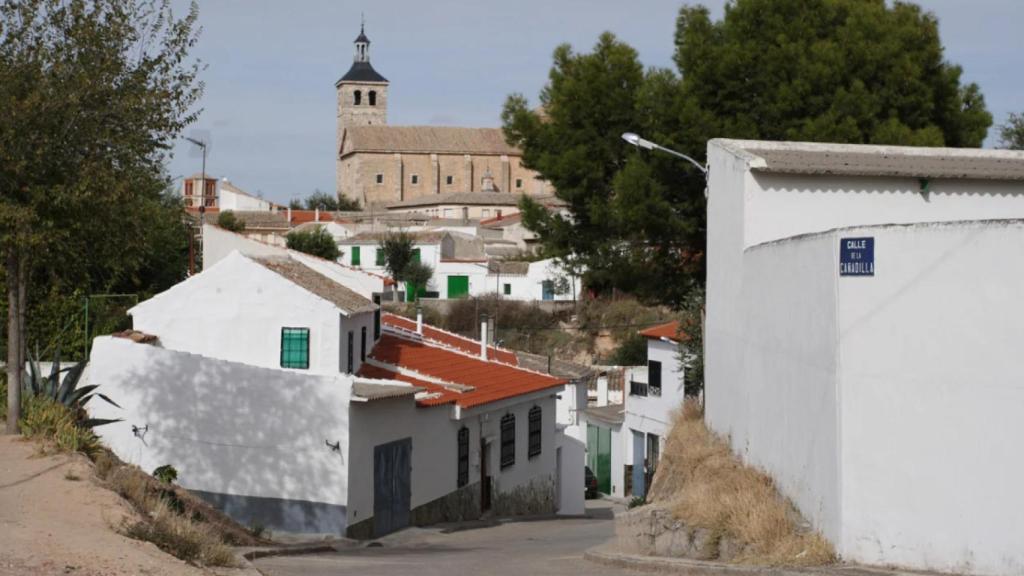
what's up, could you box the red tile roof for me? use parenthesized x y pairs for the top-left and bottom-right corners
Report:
(382, 314), (518, 365)
(360, 334), (564, 409)
(639, 320), (689, 343)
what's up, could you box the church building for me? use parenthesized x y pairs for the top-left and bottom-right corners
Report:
(335, 26), (549, 208)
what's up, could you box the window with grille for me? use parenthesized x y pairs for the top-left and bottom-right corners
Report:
(457, 427), (470, 487)
(528, 406), (542, 458)
(648, 360), (662, 395)
(280, 328), (309, 369)
(373, 308), (381, 340)
(500, 413), (515, 469)
(346, 330), (354, 373)
(360, 326), (367, 362)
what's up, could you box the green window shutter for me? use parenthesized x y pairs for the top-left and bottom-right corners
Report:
(351, 246), (361, 266)
(280, 328), (310, 369)
(447, 275), (469, 299)
(375, 248), (385, 266)
(412, 248), (421, 263)
(503, 283), (511, 295)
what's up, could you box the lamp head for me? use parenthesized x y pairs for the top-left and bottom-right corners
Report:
(621, 132), (654, 150)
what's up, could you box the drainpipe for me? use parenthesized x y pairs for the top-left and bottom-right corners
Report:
(416, 304), (423, 335)
(479, 314), (488, 360)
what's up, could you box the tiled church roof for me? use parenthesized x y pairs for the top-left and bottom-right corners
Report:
(341, 126), (521, 156)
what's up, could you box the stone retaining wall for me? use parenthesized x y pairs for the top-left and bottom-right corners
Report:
(616, 505), (751, 561)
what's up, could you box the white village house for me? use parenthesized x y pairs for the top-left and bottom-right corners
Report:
(585, 321), (687, 500)
(87, 251), (583, 538)
(705, 139), (1024, 575)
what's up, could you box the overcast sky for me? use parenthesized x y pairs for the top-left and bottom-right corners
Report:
(166, 0), (1024, 204)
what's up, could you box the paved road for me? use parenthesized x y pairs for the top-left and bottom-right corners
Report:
(254, 500), (644, 576)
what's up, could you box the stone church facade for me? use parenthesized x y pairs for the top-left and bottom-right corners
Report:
(335, 26), (548, 208)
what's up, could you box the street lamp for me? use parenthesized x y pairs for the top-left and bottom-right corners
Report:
(621, 132), (707, 176)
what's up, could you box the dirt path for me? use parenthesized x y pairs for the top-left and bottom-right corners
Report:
(0, 435), (214, 576)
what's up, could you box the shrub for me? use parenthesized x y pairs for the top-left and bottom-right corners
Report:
(610, 333), (648, 365)
(216, 210), (245, 232)
(445, 295), (558, 337)
(286, 226), (340, 260)
(578, 297), (671, 342)
(19, 396), (101, 457)
(628, 495), (647, 509)
(153, 464), (178, 485)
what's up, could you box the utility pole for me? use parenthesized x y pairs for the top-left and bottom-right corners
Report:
(185, 137), (209, 268)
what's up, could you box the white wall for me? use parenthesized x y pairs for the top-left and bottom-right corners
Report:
(132, 251), (374, 375)
(468, 393), (560, 497)
(836, 222), (1024, 575)
(555, 431), (586, 515)
(87, 337), (351, 532)
(346, 396), (466, 526)
(624, 339), (684, 441)
(219, 186), (273, 211)
(744, 173), (1024, 248)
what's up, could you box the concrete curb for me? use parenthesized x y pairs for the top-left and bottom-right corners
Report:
(241, 543), (342, 562)
(583, 547), (835, 576)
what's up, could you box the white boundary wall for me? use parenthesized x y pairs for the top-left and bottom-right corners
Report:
(706, 139), (1024, 575)
(87, 336), (352, 533)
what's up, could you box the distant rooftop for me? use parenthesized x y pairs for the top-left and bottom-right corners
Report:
(714, 139), (1024, 181)
(253, 256), (377, 314)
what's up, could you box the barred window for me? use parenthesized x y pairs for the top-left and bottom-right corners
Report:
(280, 328), (309, 369)
(500, 413), (515, 469)
(528, 406), (542, 458)
(457, 427), (470, 487)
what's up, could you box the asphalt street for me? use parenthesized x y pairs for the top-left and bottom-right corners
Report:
(253, 500), (644, 576)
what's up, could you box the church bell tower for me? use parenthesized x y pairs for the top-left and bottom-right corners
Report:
(336, 23), (388, 142)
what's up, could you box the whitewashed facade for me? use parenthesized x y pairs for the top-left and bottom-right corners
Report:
(705, 139), (1024, 575)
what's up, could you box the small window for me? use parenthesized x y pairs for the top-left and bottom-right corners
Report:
(446, 175), (453, 185)
(375, 248), (385, 266)
(410, 174), (419, 185)
(351, 246), (361, 266)
(375, 173), (383, 185)
(503, 283), (511, 295)
(369, 90), (377, 106)
(648, 359), (662, 396)
(528, 406), (542, 458)
(360, 326), (367, 362)
(184, 181), (194, 196)
(500, 413), (515, 469)
(280, 328), (310, 369)
(482, 209), (491, 218)
(443, 208), (453, 218)
(461, 207), (469, 220)
(515, 178), (523, 189)
(354, 90), (362, 105)
(457, 427), (470, 488)
(346, 330), (354, 373)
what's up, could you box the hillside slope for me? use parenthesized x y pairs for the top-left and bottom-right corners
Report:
(0, 436), (218, 576)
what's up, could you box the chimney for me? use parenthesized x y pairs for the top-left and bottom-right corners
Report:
(287, 206), (292, 224)
(487, 315), (495, 346)
(416, 305), (423, 335)
(479, 314), (488, 360)
(315, 207), (320, 222)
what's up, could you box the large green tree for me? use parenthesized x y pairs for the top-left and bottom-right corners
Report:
(1000, 113), (1024, 150)
(675, 0), (991, 146)
(503, 0), (992, 308)
(1, 0), (202, 432)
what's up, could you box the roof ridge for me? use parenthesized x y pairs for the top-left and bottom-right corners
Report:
(382, 313), (517, 357)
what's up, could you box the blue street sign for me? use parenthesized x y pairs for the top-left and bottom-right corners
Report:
(840, 237), (874, 276)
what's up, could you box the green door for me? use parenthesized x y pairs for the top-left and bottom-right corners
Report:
(447, 275), (469, 299)
(586, 424), (612, 495)
(351, 246), (361, 266)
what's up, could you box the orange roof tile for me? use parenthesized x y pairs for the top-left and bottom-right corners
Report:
(639, 320), (688, 343)
(382, 314), (518, 365)
(362, 334), (564, 409)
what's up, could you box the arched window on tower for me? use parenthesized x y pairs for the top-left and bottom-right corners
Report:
(354, 90), (362, 105)
(369, 90), (377, 106)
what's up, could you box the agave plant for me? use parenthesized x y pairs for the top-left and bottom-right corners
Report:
(24, 346), (122, 428)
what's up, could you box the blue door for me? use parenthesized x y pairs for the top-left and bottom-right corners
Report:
(632, 430), (645, 498)
(541, 280), (554, 301)
(374, 437), (412, 537)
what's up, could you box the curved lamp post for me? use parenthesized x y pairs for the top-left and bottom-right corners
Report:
(621, 132), (707, 176)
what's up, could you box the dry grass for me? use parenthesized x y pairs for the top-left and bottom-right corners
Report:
(104, 462), (239, 567)
(648, 400), (835, 566)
